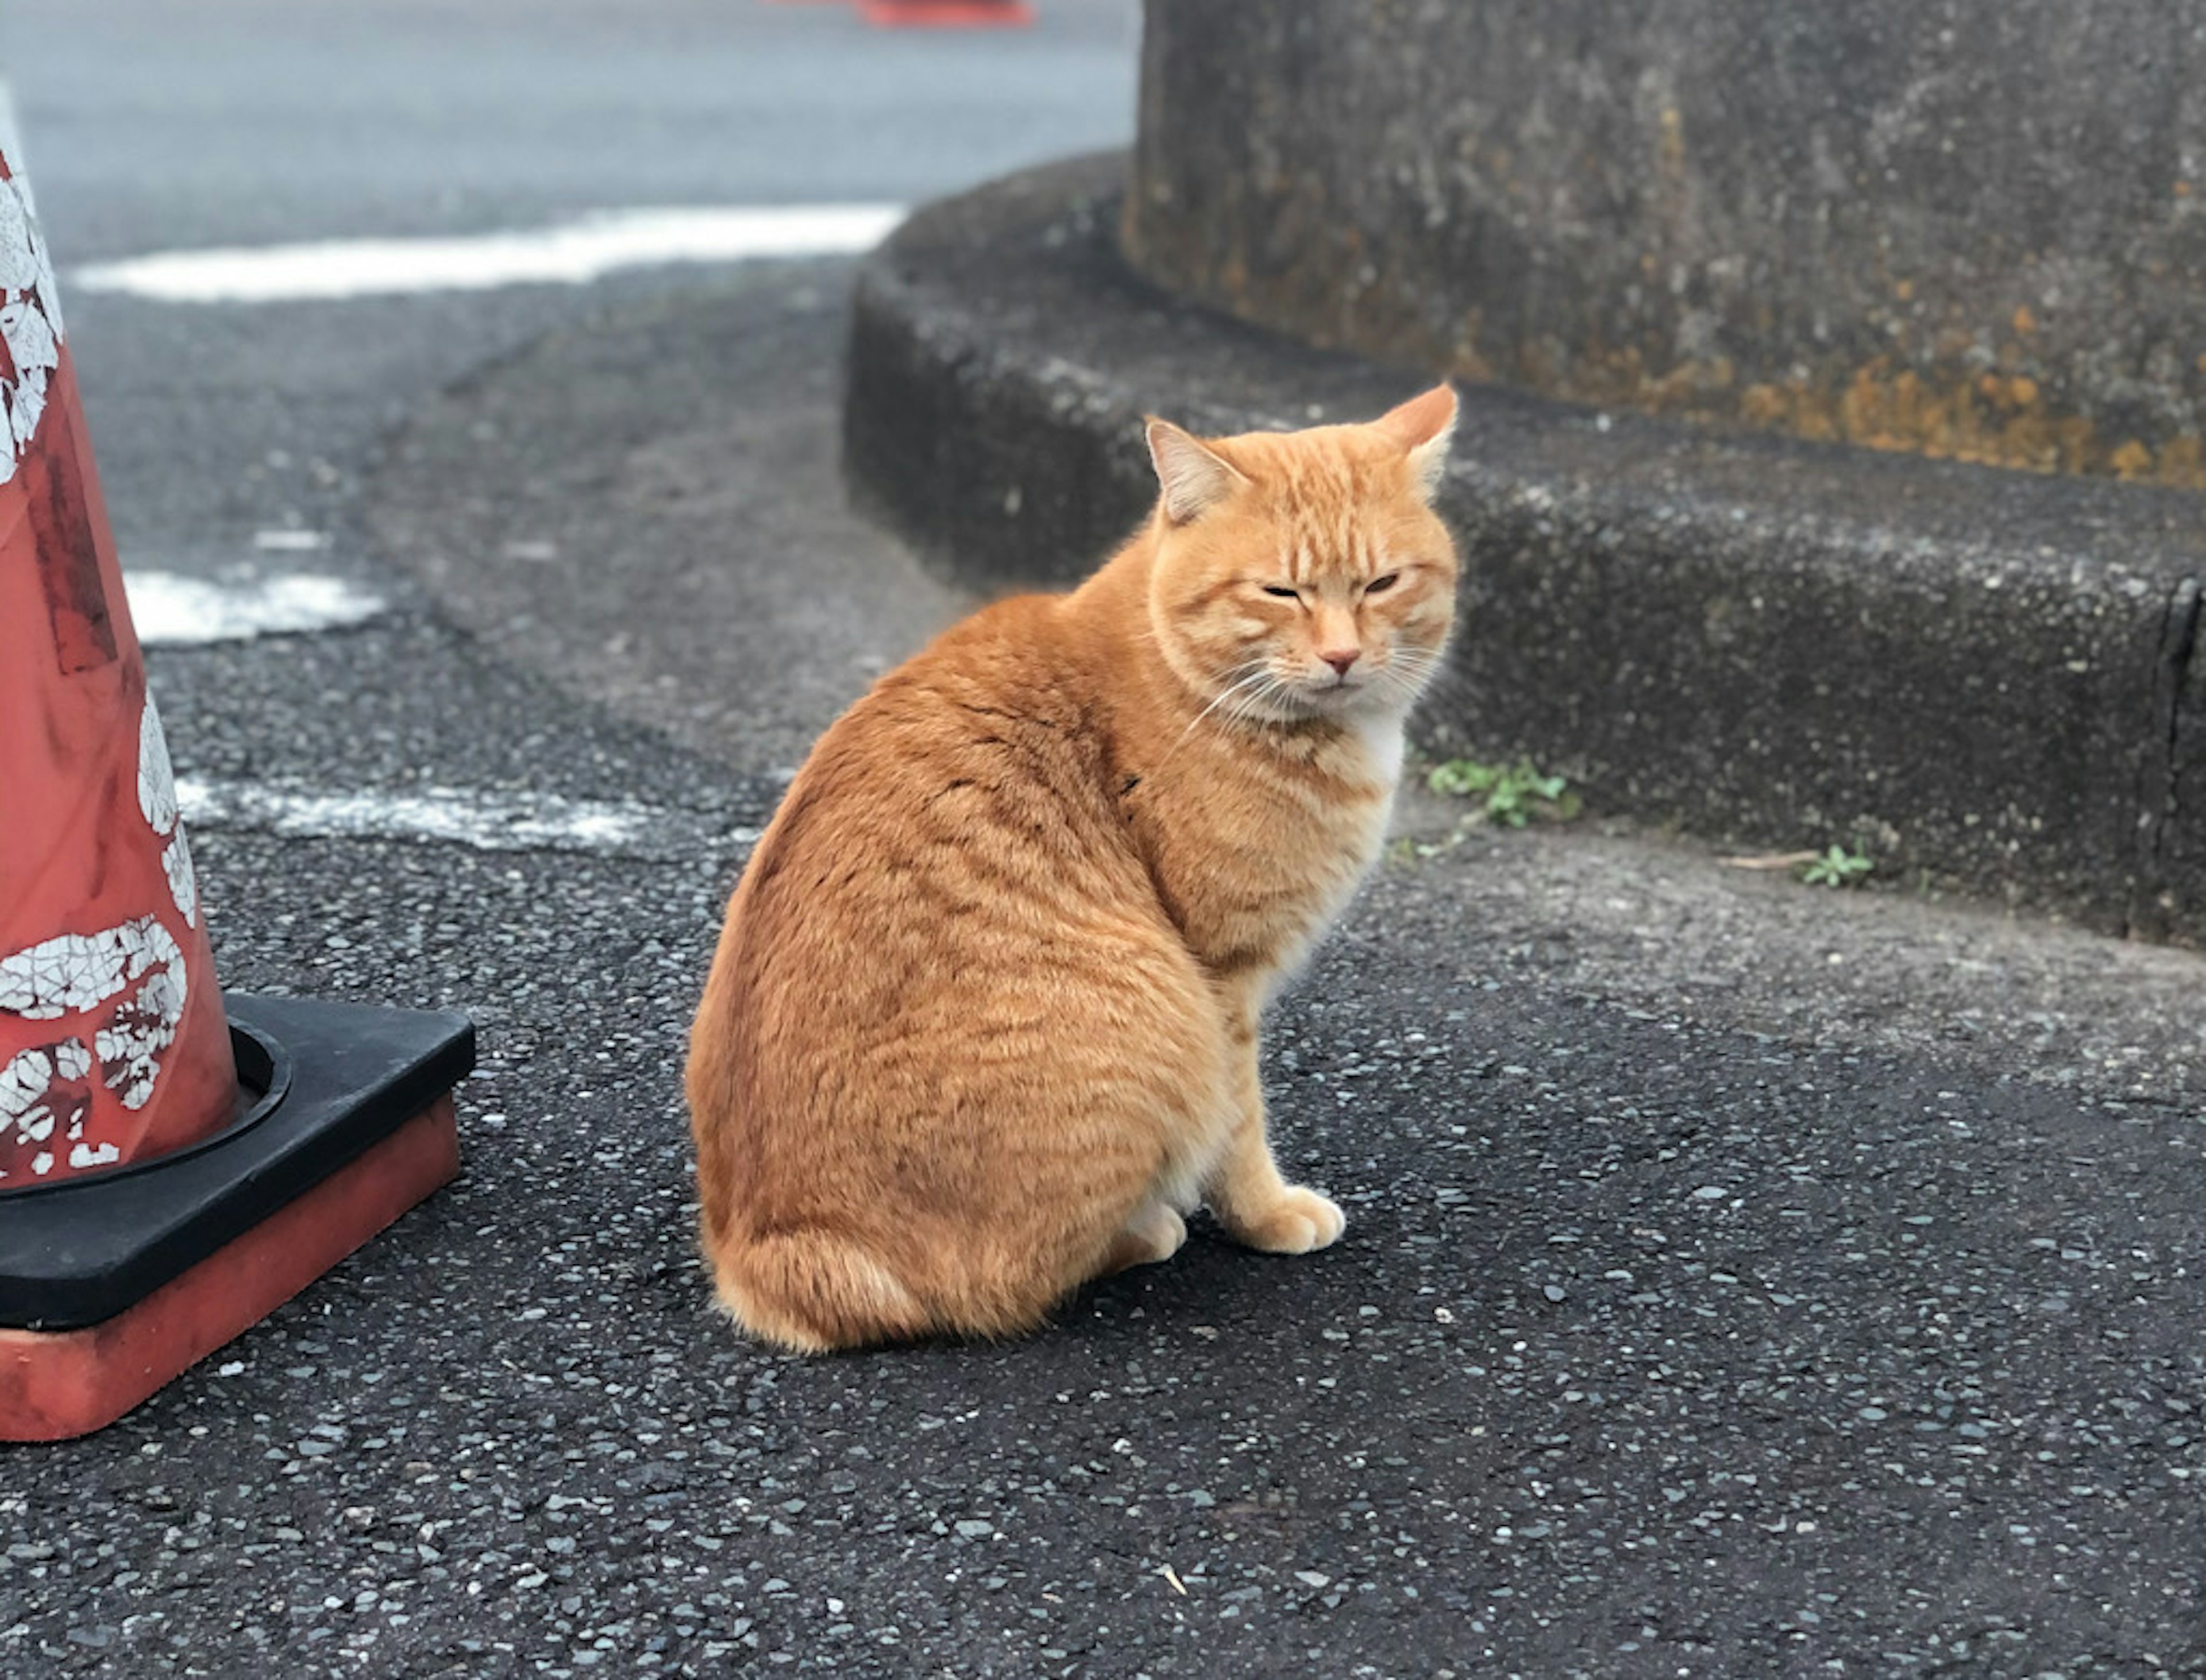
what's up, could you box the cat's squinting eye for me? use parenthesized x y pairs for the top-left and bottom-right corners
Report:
(1260, 585), (1302, 599)
(1364, 573), (1401, 594)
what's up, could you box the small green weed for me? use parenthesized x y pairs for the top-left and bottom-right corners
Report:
(1425, 756), (1582, 828)
(1798, 844), (1874, 889)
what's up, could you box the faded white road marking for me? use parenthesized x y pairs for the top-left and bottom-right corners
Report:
(175, 776), (759, 863)
(252, 528), (330, 553)
(126, 570), (387, 645)
(74, 204), (906, 304)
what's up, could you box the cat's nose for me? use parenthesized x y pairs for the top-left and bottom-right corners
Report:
(1321, 650), (1360, 677)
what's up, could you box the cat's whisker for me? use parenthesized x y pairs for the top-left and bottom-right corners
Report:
(1159, 662), (1277, 763)
(1382, 651), (1447, 682)
(1219, 678), (1285, 733)
(1375, 650), (1449, 700)
(1402, 656), (1470, 704)
(1382, 647), (1448, 677)
(1390, 662), (1449, 703)
(1194, 674), (1277, 743)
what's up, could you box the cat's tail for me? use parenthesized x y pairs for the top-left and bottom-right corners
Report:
(707, 1226), (933, 1353)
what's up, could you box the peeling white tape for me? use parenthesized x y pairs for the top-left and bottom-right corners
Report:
(1, 1040), (91, 1168)
(0, 137), (65, 481)
(95, 949), (187, 1109)
(0, 917), (188, 1177)
(137, 694), (198, 926)
(0, 918), (183, 1022)
(125, 570), (387, 646)
(138, 694), (179, 834)
(161, 835), (198, 930)
(74, 204), (907, 305)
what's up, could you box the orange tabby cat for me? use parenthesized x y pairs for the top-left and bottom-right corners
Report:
(686, 386), (1460, 1350)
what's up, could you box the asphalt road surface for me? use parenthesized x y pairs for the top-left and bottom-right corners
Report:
(4, 5), (2204, 1678)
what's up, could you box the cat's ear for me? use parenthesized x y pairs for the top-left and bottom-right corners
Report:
(1376, 384), (1458, 501)
(1146, 418), (1248, 524)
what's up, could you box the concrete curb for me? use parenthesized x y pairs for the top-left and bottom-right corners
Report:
(844, 153), (2204, 943)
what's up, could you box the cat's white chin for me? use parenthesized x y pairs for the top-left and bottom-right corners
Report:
(1295, 679), (1406, 721)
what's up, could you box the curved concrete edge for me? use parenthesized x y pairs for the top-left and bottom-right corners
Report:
(843, 153), (2204, 943)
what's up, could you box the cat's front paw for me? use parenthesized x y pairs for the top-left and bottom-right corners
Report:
(1232, 1185), (1347, 1255)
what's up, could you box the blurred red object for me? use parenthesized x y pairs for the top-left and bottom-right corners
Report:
(759, 0), (1035, 20)
(861, 0), (1035, 26)
(0, 157), (238, 1191)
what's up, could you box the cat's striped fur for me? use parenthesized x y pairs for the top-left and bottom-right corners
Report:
(687, 387), (1460, 1349)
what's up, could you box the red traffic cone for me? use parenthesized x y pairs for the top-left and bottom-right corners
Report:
(0, 136), (473, 1441)
(859, 1), (1036, 27)
(0, 191), (236, 1191)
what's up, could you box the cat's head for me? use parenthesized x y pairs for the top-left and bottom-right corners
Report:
(1141, 386), (1459, 727)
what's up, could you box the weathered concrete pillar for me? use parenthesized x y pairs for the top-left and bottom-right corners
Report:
(1125, 0), (2206, 486)
(844, 5), (2206, 940)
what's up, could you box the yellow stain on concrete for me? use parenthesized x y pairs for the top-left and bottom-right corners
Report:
(1490, 343), (2206, 491)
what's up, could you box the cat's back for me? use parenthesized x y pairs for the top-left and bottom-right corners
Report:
(763, 590), (1110, 847)
(716, 592), (1140, 977)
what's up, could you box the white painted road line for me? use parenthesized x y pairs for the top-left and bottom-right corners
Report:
(175, 776), (759, 863)
(126, 570), (388, 646)
(72, 204), (907, 304)
(250, 528), (331, 553)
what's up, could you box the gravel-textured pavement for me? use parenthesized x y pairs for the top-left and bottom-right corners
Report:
(6, 259), (2201, 1678)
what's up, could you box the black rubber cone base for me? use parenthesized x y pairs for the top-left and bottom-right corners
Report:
(0, 993), (473, 1440)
